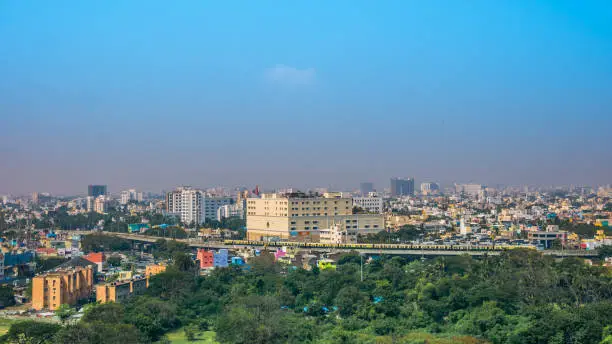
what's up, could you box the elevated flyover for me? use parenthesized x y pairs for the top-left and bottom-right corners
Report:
(96, 232), (599, 258)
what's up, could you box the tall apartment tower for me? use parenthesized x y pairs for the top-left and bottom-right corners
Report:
(359, 182), (374, 196)
(88, 185), (107, 197)
(165, 187), (203, 225)
(390, 178), (415, 197)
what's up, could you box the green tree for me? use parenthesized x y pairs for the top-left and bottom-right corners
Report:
(106, 255), (122, 267)
(0, 285), (16, 308)
(54, 304), (75, 324)
(2, 320), (61, 344)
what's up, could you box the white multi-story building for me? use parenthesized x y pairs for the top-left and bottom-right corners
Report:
(120, 189), (143, 204)
(86, 196), (95, 212)
(420, 182), (440, 195)
(203, 196), (232, 222)
(166, 187), (203, 225)
(352, 196), (384, 213)
(216, 203), (245, 221)
(455, 184), (486, 198)
(166, 187), (233, 224)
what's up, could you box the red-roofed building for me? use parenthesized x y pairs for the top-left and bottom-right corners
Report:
(83, 252), (105, 272)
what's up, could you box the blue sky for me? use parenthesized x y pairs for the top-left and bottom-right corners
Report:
(1, 0), (611, 194)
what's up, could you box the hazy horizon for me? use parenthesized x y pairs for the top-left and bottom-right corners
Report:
(1, 1), (611, 195)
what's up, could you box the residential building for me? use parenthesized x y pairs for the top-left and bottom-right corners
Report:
(352, 196), (384, 213)
(96, 277), (149, 304)
(165, 186), (203, 224)
(528, 231), (568, 249)
(202, 196), (232, 222)
(246, 193), (384, 241)
(420, 182), (440, 195)
(88, 185), (107, 198)
(120, 189), (144, 204)
(197, 249), (214, 269)
(93, 196), (107, 214)
(197, 248), (229, 268)
(360, 182), (374, 196)
(319, 224), (356, 244)
(83, 252), (105, 272)
(216, 203), (245, 221)
(455, 184), (486, 198)
(145, 264), (166, 276)
(86, 196), (94, 212)
(31, 266), (94, 310)
(390, 178), (415, 197)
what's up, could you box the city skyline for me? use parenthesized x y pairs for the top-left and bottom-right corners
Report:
(1, 1), (611, 194)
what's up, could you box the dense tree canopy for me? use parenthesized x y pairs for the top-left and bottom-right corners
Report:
(2, 249), (611, 344)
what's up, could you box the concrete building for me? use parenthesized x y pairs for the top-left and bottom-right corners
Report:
(528, 231), (568, 249)
(32, 266), (94, 310)
(93, 196), (107, 214)
(455, 184), (485, 198)
(319, 224), (357, 244)
(86, 196), (94, 212)
(88, 185), (107, 197)
(390, 178), (415, 197)
(120, 189), (143, 204)
(145, 264), (166, 277)
(202, 196), (232, 222)
(246, 192), (384, 242)
(420, 182), (440, 195)
(83, 252), (105, 272)
(197, 249), (229, 268)
(216, 203), (245, 221)
(166, 187), (203, 225)
(352, 196), (384, 213)
(360, 182), (374, 196)
(96, 277), (149, 304)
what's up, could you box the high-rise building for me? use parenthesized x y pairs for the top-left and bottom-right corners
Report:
(455, 184), (485, 198)
(86, 196), (95, 212)
(94, 196), (107, 214)
(421, 182), (440, 195)
(31, 192), (39, 204)
(32, 266), (94, 310)
(360, 182), (374, 196)
(390, 178), (415, 197)
(88, 185), (107, 197)
(246, 192), (384, 242)
(202, 196), (232, 222)
(120, 189), (143, 204)
(165, 187), (203, 225)
(217, 203), (245, 221)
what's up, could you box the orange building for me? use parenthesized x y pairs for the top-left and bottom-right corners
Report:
(197, 249), (214, 269)
(96, 277), (149, 304)
(145, 264), (166, 277)
(31, 266), (94, 311)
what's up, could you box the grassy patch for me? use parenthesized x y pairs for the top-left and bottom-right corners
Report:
(165, 329), (217, 344)
(0, 318), (16, 335)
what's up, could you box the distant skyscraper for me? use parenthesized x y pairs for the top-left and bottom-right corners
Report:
(120, 189), (143, 204)
(420, 182), (440, 195)
(31, 192), (39, 204)
(455, 184), (485, 198)
(390, 178), (415, 197)
(88, 185), (107, 197)
(360, 182), (374, 196)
